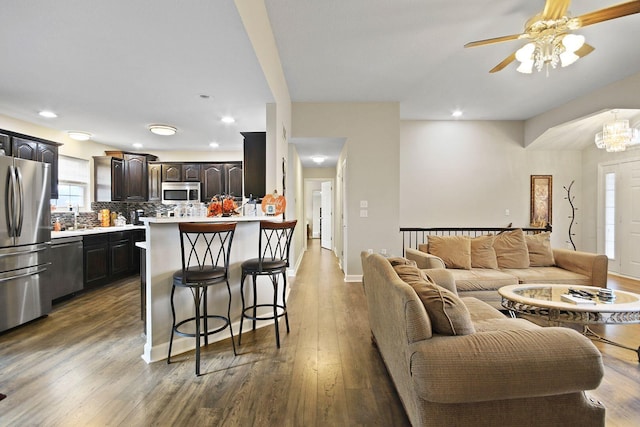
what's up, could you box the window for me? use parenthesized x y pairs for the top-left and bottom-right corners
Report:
(604, 172), (615, 259)
(53, 155), (89, 210)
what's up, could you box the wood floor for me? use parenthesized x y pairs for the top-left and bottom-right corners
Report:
(1, 241), (639, 426)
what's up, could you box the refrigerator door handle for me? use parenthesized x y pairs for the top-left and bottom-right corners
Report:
(15, 165), (24, 237)
(6, 165), (17, 237)
(0, 265), (48, 284)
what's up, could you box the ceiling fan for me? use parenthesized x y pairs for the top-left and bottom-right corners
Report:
(464, 0), (640, 74)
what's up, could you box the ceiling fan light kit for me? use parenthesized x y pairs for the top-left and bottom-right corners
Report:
(465, 0), (640, 74)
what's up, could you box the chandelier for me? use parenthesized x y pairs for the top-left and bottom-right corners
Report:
(515, 33), (585, 75)
(594, 111), (640, 153)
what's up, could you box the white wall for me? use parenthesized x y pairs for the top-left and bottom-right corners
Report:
(293, 102), (400, 278)
(400, 120), (583, 249)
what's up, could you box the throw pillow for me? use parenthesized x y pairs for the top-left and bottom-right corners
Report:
(391, 263), (475, 336)
(470, 235), (498, 269)
(493, 228), (530, 269)
(387, 257), (417, 268)
(526, 232), (555, 266)
(427, 235), (472, 270)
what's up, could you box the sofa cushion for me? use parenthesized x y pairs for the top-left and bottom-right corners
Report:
(470, 235), (498, 269)
(427, 235), (472, 270)
(501, 266), (591, 285)
(392, 263), (475, 336)
(446, 268), (519, 292)
(526, 232), (555, 267)
(493, 229), (530, 268)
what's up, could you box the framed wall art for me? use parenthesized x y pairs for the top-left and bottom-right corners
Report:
(530, 175), (552, 227)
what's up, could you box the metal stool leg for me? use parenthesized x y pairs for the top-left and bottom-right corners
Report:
(272, 273), (280, 348)
(168, 285), (177, 364)
(194, 287), (202, 376)
(252, 273), (258, 331)
(239, 271), (246, 346)
(226, 279), (237, 355)
(282, 271), (290, 333)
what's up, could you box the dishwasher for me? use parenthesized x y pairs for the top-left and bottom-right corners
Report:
(48, 236), (84, 302)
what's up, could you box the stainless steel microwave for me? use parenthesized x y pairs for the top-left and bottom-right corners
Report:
(161, 182), (201, 204)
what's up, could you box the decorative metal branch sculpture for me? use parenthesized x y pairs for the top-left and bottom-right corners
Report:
(563, 180), (577, 250)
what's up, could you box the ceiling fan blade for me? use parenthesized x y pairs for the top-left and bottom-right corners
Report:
(489, 53), (516, 73)
(576, 43), (595, 58)
(542, 0), (572, 20)
(576, 0), (640, 28)
(465, 33), (524, 48)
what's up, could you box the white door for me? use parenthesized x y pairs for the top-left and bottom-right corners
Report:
(321, 181), (332, 250)
(619, 160), (640, 278)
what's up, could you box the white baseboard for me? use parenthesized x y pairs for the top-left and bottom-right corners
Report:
(344, 274), (362, 283)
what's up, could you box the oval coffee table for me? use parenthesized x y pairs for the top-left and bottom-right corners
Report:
(499, 284), (640, 362)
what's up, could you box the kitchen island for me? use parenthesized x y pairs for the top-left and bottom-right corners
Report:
(141, 216), (284, 363)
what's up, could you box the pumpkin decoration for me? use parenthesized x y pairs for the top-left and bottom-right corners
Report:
(261, 190), (286, 216)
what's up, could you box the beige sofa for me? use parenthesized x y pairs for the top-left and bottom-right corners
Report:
(405, 230), (608, 309)
(361, 252), (605, 427)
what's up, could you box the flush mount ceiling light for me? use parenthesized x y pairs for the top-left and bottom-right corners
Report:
(133, 143), (143, 149)
(595, 110), (640, 152)
(67, 131), (92, 141)
(209, 142), (219, 148)
(311, 155), (326, 164)
(464, 0), (640, 74)
(452, 110), (463, 118)
(148, 124), (177, 136)
(221, 116), (235, 124)
(39, 110), (57, 118)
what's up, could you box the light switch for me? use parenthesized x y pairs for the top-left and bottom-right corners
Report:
(360, 210), (368, 218)
(360, 200), (368, 208)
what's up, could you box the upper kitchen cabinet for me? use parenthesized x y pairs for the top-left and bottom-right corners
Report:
(7, 133), (60, 199)
(201, 162), (243, 201)
(162, 163), (201, 182)
(94, 151), (158, 202)
(242, 132), (266, 199)
(123, 154), (148, 201)
(147, 162), (162, 202)
(0, 133), (10, 155)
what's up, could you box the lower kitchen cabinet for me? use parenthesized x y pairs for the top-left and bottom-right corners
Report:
(83, 229), (144, 288)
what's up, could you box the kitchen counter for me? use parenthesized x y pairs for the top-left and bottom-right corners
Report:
(140, 215), (284, 363)
(51, 224), (145, 239)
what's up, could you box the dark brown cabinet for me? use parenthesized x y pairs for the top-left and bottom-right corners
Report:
(111, 157), (125, 201)
(162, 163), (201, 182)
(10, 135), (60, 199)
(242, 132), (266, 199)
(83, 230), (144, 288)
(0, 132), (10, 154)
(161, 163), (182, 182)
(147, 162), (162, 202)
(201, 162), (243, 201)
(123, 154), (148, 201)
(103, 151), (157, 202)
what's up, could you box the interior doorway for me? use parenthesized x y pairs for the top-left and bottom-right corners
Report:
(304, 178), (334, 252)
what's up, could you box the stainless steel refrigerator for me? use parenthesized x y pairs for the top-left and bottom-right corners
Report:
(0, 156), (51, 333)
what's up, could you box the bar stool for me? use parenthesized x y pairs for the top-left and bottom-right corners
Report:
(239, 220), (297, 348)
(168, 222), (237, 376)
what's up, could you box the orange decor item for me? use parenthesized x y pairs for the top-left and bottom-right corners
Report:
(261, 190), (286, 216)
(207, 198), (222, 217)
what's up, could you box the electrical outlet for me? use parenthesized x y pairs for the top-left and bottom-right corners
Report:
(360, 210), (368, 217)
(367, 248), (374, 254)
(505, 209), (510, 216)
(380, 249), (387, 255)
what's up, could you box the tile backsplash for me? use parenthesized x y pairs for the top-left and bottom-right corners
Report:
(51, 201), (167, 229)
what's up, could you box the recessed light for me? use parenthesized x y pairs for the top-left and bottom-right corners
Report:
(221, 116), (235, 124)
(39, 111), (57, 118)
(133, 143), (143, 149)
(209, 142), (219, 148)
(67, 131), (91, 141)
(311, 155), (326, 164)
(148, 124), (177, 136)
(452, 110), (463, 118)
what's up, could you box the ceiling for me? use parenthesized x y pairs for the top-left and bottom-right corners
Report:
(1, 1), (640, 166)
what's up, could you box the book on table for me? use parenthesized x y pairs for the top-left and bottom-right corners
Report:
(561, 294), (597, 305)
